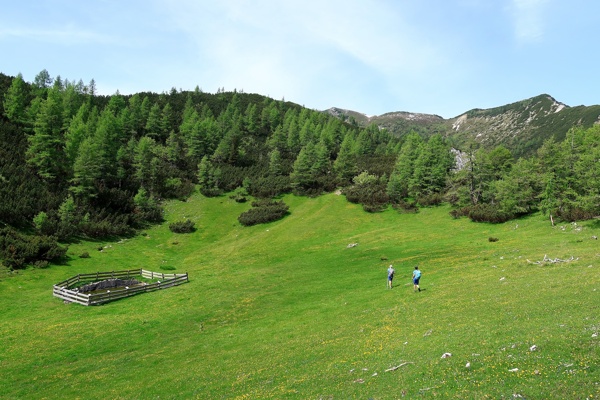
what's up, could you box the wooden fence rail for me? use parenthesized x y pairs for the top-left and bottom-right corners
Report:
(53, 269), (188, 306)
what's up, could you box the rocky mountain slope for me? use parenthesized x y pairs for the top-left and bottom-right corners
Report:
(325, 94), (600, 157)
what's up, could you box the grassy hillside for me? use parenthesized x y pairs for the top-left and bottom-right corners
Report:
(0, 192), (599, 399)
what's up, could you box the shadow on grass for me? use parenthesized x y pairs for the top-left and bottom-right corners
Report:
(589, 219), (600, 230)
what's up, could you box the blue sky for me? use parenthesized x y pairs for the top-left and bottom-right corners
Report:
(1, 0), (598, 118)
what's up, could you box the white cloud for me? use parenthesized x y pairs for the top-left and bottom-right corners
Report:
(157, 0), (449, 112)
(0, 24), (115, 46)
(510, 0), (548, 43)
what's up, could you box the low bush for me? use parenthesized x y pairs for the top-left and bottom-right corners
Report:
(488, 237), (499, 242)
(200, 187), (222, 197)
(343, 183), (389, 212)
(238, 200), (289, 226)
(449, 207), (470, 219)
(392, 199), (419, 214)
(169, 220), (196, 233)
(556, 207), (597, 222)
(0, 227), (68, 270)
(247, 176), (292, 198)
(449, 205), (512, 223)
(417, 193), (444, 207)
(79, 251), (90, 258)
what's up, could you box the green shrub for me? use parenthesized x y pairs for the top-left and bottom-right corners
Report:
(450, 205), (514, 223)
(247, 175), (292, 198)
(343, 182), (389, 212)
(392, 199), (419, 214)
(238, 200), (289, 226)
(556, 207), (597, 222)
(0, 227), (68, 270)
(160, 265), (176, 271)
(417, 193), (444, 207)
(79, 251), (90, 258)
(169, 220), (196, 233)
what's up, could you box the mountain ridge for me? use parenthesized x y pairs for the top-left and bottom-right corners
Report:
(325, 94), (600, 157)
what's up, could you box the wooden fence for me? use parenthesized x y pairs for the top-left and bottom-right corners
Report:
(53, 269), (188, 306)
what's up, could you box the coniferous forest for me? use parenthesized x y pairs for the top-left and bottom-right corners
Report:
(1, 70), (599, 269)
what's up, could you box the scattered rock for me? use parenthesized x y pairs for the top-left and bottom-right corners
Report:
(423, 329), (433, 337)
(441, 352), (452, 359)
(509, 368), (519, 372)
(500, 277), (506, 281)
(592, 333), (598, 338)
(529, 345), (538, 351)
(347, 243), (358, 248)
(353, 379), (364, 384)
(372, 372), (378, 377)
(465, 362), (471, 368)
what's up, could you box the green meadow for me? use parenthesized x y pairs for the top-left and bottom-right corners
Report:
(0, 192), (599, 399)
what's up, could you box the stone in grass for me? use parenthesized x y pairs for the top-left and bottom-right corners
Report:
(441, 353), (452, 358)
(529, 345), (538, 351)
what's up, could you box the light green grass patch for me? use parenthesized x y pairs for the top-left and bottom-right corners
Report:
(0, 192), (598, 399)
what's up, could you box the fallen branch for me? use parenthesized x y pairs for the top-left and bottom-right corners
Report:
(385, 362), (414, 372)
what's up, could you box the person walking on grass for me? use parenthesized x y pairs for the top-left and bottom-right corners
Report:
(412, 266), (421, 292)
(387, 265), (395, 289)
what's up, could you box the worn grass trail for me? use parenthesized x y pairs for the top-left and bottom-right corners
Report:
(0, 192), (598, 399)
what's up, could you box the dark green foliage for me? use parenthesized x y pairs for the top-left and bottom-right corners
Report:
(0, 118), (62, 227)
(79, 213), (136, 238)
(0, 227), (68, 269)
(79, 251), (90, 258)
(160, 265), (176, 271)
(2, 69), (600, 252)
(343, 172), (389, 213)
(169, 219), (196, 233)
(392, 199), (419, 214)
(461, 204), (513, 223)
(417, 193), (444, 207)
(488, 237), (499, 242)
(238, 199), (289, 226)
(229, 193), (247, 203)
(246, 175), (292, 198)
(555, 208), (596, 222)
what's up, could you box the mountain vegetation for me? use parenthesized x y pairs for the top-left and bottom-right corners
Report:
(327, 94), (600, 158)
(1, 70), (600, 270)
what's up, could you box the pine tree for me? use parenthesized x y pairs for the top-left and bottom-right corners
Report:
(291, 142), (317, 190)
(387, 132), (423, 200)
(64, 102), (91, 170)
(71, 136), (102, 198)
(134, 136), (158, 191)
(27, 87), (65, 180)
(333, 134), (358, 182)
(269, 149), (283, 175)
(3, 73), (29, 124)
(145, 103), (162, 139)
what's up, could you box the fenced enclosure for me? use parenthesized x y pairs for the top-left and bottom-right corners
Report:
(53, 269), (188, 306)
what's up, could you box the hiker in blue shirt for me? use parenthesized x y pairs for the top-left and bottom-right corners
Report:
(412, 266), (421, 292)
(387, 265), (395, 289)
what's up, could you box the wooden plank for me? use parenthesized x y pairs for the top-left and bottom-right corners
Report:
(54, 269), (188, 305)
